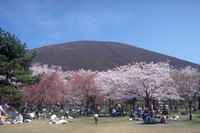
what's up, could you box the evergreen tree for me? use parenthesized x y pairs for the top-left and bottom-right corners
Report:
(0, 28), (40, 104)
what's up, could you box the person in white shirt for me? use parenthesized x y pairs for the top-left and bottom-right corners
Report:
(49, 114), (68, 124)
(0, 105), (8, 125)
(12, 113), (23, 124)
(94, 114), (99, 124)
(50, 114), (58, 123)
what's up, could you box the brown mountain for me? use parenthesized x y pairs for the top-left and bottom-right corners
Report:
(28, 41), (199, 71)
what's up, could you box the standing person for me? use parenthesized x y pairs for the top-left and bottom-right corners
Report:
(109, 105), (113, 116)
(97, 105), (100, 114)
(136, 105), (142, 120)
(143, 105), (146, 112)
(94, 113), (99, 124)
(65, 110), (69, 119)
(0, 105), (8, 125)
(95, 105), (98, 114)
(85, 106), (89, 116)
(21, 103), (28, 122)
(174, 102), (178, 114)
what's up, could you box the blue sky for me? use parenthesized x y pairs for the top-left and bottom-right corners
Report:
(0, 0), (199, 64)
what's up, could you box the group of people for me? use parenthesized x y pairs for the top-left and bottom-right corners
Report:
(1, 102), (182, 126)
(20, 103), (48, 120)
(0, 103), (32, 125)
(129, 105), (169, 124)
(0, 102), (48, 125)
(110, 104), (127, 117)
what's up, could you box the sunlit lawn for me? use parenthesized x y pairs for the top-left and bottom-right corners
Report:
(1, 112), (200, 133)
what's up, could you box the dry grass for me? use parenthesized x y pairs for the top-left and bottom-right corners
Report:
(1, 115), (200, 133)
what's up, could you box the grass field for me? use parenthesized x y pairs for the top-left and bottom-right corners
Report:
(1, 112), (200, 133)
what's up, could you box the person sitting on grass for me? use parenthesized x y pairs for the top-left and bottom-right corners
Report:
(50, 114), (59, 123)
(112, 108), (117, 117)
(28, 111), (35, 119)
(143, 108), (152, 124)
(12, 113), (23, 124)
(35, 109), (42, 119)
(129, 109), (135, 120)
(161, 109), (168, 124)
(49, 114), (68, 124)
(56, 116), (69, 124)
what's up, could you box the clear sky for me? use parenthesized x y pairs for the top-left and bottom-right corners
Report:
(0, 0), (199, 64)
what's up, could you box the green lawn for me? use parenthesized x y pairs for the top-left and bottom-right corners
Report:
(1, 113), (200, 133)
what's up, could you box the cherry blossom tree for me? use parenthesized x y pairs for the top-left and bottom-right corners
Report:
(135, 62), (173, 108)
(96, 65), (139, 106)
(23, 66), (68, 107)
(97, 62), (173, 109)
(170, 66), (200, 120)
(31, 63), (63, 75)
(69, 69), (101, 108)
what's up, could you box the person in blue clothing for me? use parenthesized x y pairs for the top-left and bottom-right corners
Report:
(129, 109), (135, 120)
(136, 105), (142, 120)
(143, 107), (152, 124)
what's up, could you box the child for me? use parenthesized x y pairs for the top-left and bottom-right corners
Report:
(94, 113), (99, 124)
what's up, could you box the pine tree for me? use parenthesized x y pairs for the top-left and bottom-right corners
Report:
(0, 28), (40, 104)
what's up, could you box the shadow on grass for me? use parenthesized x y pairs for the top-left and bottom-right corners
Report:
(191, 121), (200, 124)
(129, 121), (184, 127)
(180, 117), (200, 125)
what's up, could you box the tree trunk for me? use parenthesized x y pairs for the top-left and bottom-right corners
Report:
(132, 98), (137, 111)
(79, 106), (82, 116)
(61, 104), (64, 110)
(188, 100), (192, 120)
(146, 99), (150, 109)
(152, 99), (156, 109)
(41, 99), (44, 109)
(169, 99), (172, 111)
(198, 98), (200, 110)
(109, 99), (113, 106)
(156, 100), (159, 107)
(145, 92), (150, 109)
(0, 92), (2, 104)
(79, 101), (84, 116)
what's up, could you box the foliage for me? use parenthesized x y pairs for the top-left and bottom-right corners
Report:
(0, 28), (40, 104)
(23, 70), (67, 106)
(69, 69), (101, 106)
(23, 61), (200, 114)
(170, 66), (200, 119)
(97, 62), (173, 108)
